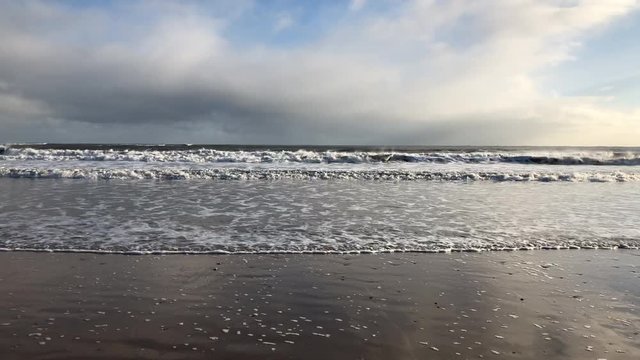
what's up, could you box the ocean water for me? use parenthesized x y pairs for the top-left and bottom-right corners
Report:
(1, 144), (639, 253)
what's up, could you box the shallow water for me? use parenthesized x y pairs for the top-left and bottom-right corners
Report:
(1, 179), (639, 253)
(2, 145), (640, 253)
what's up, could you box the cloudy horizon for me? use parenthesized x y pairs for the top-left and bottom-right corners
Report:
(1, 0), (639, 145)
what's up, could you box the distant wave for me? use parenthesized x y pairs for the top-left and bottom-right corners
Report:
(3, 146), (640, 165)
(1, 166), (638, 182)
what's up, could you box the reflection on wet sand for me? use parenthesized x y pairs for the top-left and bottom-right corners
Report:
(0, 251), (638, 359)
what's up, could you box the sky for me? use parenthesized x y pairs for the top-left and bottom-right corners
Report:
(0, 0), (639, 145)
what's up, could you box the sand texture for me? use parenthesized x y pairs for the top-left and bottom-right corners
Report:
(0, 250), (638, 359)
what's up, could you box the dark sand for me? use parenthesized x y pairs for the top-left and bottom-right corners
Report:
(0, 251), (638, 359)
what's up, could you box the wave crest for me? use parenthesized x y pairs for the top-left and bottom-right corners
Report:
(1, 167), (638, 182)
(3, 147), (640, 165)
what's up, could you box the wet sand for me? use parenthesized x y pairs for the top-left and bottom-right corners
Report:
(0, 250), (638, 359)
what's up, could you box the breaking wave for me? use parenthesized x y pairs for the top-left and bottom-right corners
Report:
(3, 146), (640, 165)
(1, 166), (638, 182)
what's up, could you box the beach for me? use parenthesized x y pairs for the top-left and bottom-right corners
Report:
(1, 250), (638, 359)
(3, 0), (640, 358)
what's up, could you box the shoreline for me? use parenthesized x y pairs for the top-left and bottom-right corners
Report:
(1, 251), (638, 359)
(0, 246), (639, 255)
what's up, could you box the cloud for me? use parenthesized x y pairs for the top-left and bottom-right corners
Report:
(273, 12), (294, 33)
(0, 0), (639, 145)
(349, 0), (367, 12)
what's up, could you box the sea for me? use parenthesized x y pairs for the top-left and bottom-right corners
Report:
(1, 144), (639, 254)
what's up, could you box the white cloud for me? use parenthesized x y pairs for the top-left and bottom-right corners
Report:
(274, 12), (294, 33)
(0, 0), (639, 145)
(349, 0), (367, 12)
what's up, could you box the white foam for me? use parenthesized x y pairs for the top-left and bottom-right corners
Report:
(2, 146), (639, 255)
(1, 178), (639, 254)
(1, 166), (639, 182)
(0, 245), (637, 255)
(3, 147), (640, 165)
